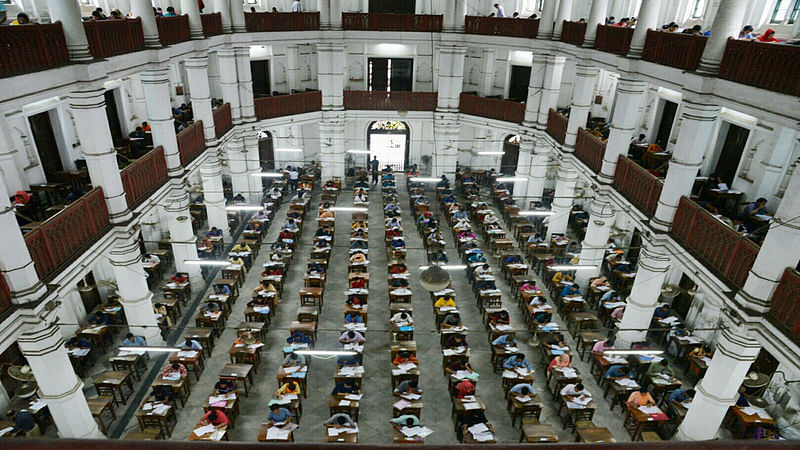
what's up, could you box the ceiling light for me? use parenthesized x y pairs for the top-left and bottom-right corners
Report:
(251, 173), (284, 178)
(330, 207), (368, 212)
(478, 152), (505, 155)
(409, 177), (441, 182)
(603, 349), (665, 356)
(347, 150), (371, 154)
(119, 346), (181, 353)
(226, 206), (265, 211)
(419, 265), (466, 270)
(548, 265), (599, 271)
(275, 148), (303, 152)
(294, 350), (358, 356)
(496, 177), (527, 182)
(518, 211), (555, 216)
(183, 260), (230, 266)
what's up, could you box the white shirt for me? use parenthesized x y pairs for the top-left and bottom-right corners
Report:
(289, 170), (299, 180)
(292, 1), (301, 12)
(495, 5), (505, 17)
(560, 384), (590, 397)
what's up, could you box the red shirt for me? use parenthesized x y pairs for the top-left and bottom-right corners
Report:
(455, 380), (475, 399)
(202, 410), (229, 426)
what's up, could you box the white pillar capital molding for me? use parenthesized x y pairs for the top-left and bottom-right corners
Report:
(140, 69), (184, 177)
(627, 0), (659, 58)
(131, 0), (161, 47)
(598, 76), (648, 184)
(44, 0), (92, 62)
(616, 243), (671, 347)
(583, 0), (608, 47)
(436, 45), (467, 112)
(234, 47), (256, 123)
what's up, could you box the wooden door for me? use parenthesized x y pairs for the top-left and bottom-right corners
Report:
(368, 58), (389, 91)
(104, 90), (123, 143)
(389, 58), (413, 92)
(259, 132), (274, 170)
(251, 60), (271, 97)
(28, 111), (63, 181)
(714, 123), (749, 186)
(508, 65), (531, 102)
(655, 100), (677, 147)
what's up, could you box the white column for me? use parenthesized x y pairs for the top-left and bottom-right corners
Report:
(0, 120), (25, 194)
(755, 126), (797, 199)
(214, 0), (232, 33)
(627, 0), (658, 58)
(598, 77), (647, 183)
(454, 0), (467, 31)
(227, 132), (250, 200)
(583, 0), (608, 47)
(329, 0), (343, 29)
(116, 0), (131, 15)
(235, 47), (256, 122)
(229, 0), (246, 32)
(677, 318), (761, 440)
(318, 0), (331, 29)
(652, 100), (719, 231)
(0, 173), (46, 303)
(538, 0), (557, 39)
(286, 45), (301, 93)
(18, 324), (103, 439)
(130, 0), (160, 47)
(523, 133), (547, 204)
(317, 43), (346, 110)
(320, 117), (346, 180)
(68, 89), (132, 224)
(180, 0), (204, 39)
(697, 0), (748, 75)
(478, 48), (496, 97)
(164, 189), (203, 290)
(200, 154), (230, 236)
(45, 0), (92, 62)
(218, 48), (242, 124)
(536, 54), (565, 129)
(140, 69), (183, 177)
(208, 53), (222, 99)
(436, 45), (466, 112)
(615, 244), (671, 347)
(523, 54), (546, 125)
(184, 57), (217, 145)
(109, 235), (165, 346)
(443, 0), (456, 31)
(130, 75), (148, 128)
(433, 115), (460, 179)
(552, 0), (572, 40)
(244, 132), (262, 203)
(574, 194), (615, 287)
(565, 63), (598, 150)
(546, 160), (578, 236)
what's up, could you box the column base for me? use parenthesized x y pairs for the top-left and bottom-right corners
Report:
(144, 38), (161, 48)
(67, 47), (94, 63)
(233, 26), (246, 32)
(697, 59), (721, 76)
(650, 215), (671, 233)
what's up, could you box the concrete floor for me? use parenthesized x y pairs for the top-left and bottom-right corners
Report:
(65, 174), (702, 443)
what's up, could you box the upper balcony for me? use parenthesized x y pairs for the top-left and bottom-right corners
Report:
(459, 93), (525, 123)
(245, 12), (320, 32)
(342, 13), (442, 32)
(464, 16), (539, 38)
(343, 91), (437, 111)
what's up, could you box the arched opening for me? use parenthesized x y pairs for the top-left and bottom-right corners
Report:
(367, 121), (410, 171)
(500, 134), (521, 175)
(258, 130), (274, 170)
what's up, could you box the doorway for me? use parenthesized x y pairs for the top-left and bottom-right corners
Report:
(28, 111), (64, 181)
(251, 60), (271, 97)
(500, 134), (521, 175)
(104, 90), (123, 143)
(369, 0), (415, 13)
(367, 121), (409, 171)
(627, 229), (642, 266)
(258, 131), (274, 170)
(655, 100), (677, 148)
(672, 274), (697, 319)
(368, 58), (413, 92)
(508, 66), (531, 102)
(714, 123), (750, 186)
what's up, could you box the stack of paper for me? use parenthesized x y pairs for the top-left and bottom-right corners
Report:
(152, 404), (171, 415)
(515, 395), (532, 403)
(615, 378), (639, 388)
(247, 342), (265, 350)
(463, 401), (482, 410)
(266, 427), (291, 440)
(177, 351), (197, 358)
(401, 393), (421, 400)
(639, 405), (661, 415)
(28, 399), (47, 412)
(515, 367), (533, 377)
(193, 424), (215, 436)
(0, 427), (15, 437)
(557, 367), (578, 378)
(338, 399), (351, 407)
(393, 399), (412, 410)
(572, 395), (592, 406)
(344, 393), (362, 401)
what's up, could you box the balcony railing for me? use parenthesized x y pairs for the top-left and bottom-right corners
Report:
(343, 91), (437, 111)
(254, 91), (322, 120)
(464, 16), (539, 38)
(719, 38), (800, 97)
(0, 22), (70, 78)
(201, 12), (223, 37)
(671, 196), (760, 289)
(213, 103), (232, 138)
(594, 24), (634, 54)
(767, 268), (800, 343)
(574, 128), (606, 173)
(546, 109), (568, 144)
(560, 21), (586, 46)
(342, 13), (443, 32)
(613, 155), (663, 217)
(121, 146), (168, 209)
(459, 93), (525, 124)
(642, 29), (707, 71)
(24, 188), (110, 281)
(156, 15), (191, 46)
(177, 120), (206, 166)
(83, 18), (145, 59)
(244, 12), (320, 31)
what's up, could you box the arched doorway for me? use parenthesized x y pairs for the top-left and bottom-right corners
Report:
(367, 121), (410, 171)
(258, 131), (274, 170)
(500, 134), (521, 175)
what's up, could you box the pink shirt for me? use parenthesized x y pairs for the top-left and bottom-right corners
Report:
(592, 340), (615, 353)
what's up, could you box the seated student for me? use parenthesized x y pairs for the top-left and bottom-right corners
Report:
(551, 271), (573, 285)
(560, 382), (590, 397)
(214, 283), (232, 296)
(162, 362), (188, 379)
(331, 379), (360, 395)
(503, 254), (522, 264)
(492, 334), (517, 347)
(736, 386), (750, 407)
(503, 353), (534, 372)
(349, 276), (366, 289)
(489, 309), (510, 325)
(653, 304), (671, 319)
(592, 337), (615, 354)
(510, 383), (536, 396)
(282, 352), (307, 367)
(560, 283), (581, 297)
(201, 410), (229, 427)
(170, 273), (188, 284)
(214, 378), (237, 394)
(275, 381), (301, 397)
(5, 409), (39, 437)
(434, 295), (456, 308)
(390, 415), (420, 428)
(178, 338), (202, 351)
(688, 344), (713, 359)
(87, 311), (109, 326)
(121, 333), (146, 347)
(390, 312), (413, 326)
(456, 409), (488, 441)
(591, 276), (610, 288)
(392, 351), (418, 365)
(520, 281), (540, 293)
(547, 353), (572, 372)
(394, 380), (422, 394)
(143, 253), (161, 265)
(326, 413), (356, 427)
(627, 389), (656, 408)
(476, 279), (497, 291)
(668, 388), (696, 404)
(245, 220), (262, 233)
(336, 352), (360, 368)
(149, 385), (175, 403)
(228, 255), (245, 266)
(207, 227), (223, 237)
(349, 252), (367, 264)
(443, 334), (468, 349)
(266, 403), (294, 423)
(286, 331), (313, 345)
(441, 313), (462, 328)
(66, 336), (91, 348)
(453, 379), (476, 399)
(647, 359), (675, 378)
(338, 330), (366, 344)
(390, 277), (410, 288)
(231, 242), (251, 253)
(527, 233), (545, 245)
(605, 362), (634, 380)
(389, 263), (408, 274)
(344, 312), (363, 324)
(199, 301), (221, 315)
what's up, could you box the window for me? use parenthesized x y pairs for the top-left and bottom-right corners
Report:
(691, 0), (705, 18)
(771, 0), (798, 23)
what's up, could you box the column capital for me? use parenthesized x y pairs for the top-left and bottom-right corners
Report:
(185, 56), (210, 70)
(140, 68), (171, 84)
(574, 63), (599, 78)
(439, 45), (467, 55)
(67, 88), (106, 110)
(217, 47), (237, 57)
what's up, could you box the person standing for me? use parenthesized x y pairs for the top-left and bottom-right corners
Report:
(288, 166), (299, 191)
(370, 156), (380, 185)
(494, 3), (505, 17)
(292, 0), (301, 12)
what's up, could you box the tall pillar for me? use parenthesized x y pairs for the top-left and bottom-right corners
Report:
(536, 55), (566, 129)
(208, 53), (222, 99)
(68, 89), (132, 224)
(652, 100), (720, 231)
(214, 0), (232, 33)
(217, 48), (242, 124)
(627, 0), (658, 58)
(574, 194), (615, 287)
(677, 317), (761, 440)
(546, 160), (578, 237)
(583, 0), (608, 47)
(235, 47), (256, 122)
(433, 114), (460, 179)
(552, 0), (573, 40)
(0, 119), (25, 193)
(524, 133), (548, 204)
(615, 244), (671, 347)
(318, 0), (331, 29)
(697, 0), (748, 75)
(164, 189), (203, 290)
(442, 0), (457, 31)
(523, 54), (546, 125)
(200, 153), (230, 236)
(130, 0), (160, 47)
(140, 69), (184, 177)
(329, 0), (342, 29)
(436, 45), (466, 112)
(109, 235), (165, 346)
(538, 0), (557, 39)
(45, 0), (92, 62)
(454, 0), (467, 31)
(755, 126), (797, 200)
(317, 43), (346, 110)
(478, 48), (496, 97)
(244, 132), (262, 202)
(565, 63), (598, 150)
(286, 45), (301, 93)
(184, 57), (217, 145)
(18, 324), (103, 439)
(320, 117), (346, 180)
(598, 77), (647, 183)
(180, 0), (204, 39)
(229, 0), (246, 32)
(227, 133), (250, 201)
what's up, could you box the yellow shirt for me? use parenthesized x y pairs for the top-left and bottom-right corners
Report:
(434, 297), (456, 308)
(276, 383), (301, 396)
(232, 244), (251, 252)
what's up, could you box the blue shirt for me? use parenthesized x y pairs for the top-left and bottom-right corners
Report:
(503, 357), (533, 371)
(561, 285), (580, 297)
(604, 365), (630, 379)
(122, 336), (147, 347)
(267, 408), (293, 423)
(509, 383), (535, 395)
(668, 389), (692, 403)
(492, 335), (516, 346)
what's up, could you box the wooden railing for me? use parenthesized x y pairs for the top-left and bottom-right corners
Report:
(83, 18), (145, 59)
(719, 38), (800, 97)
(24, 188), (110, 281)
(642, 29), (707, 71)
(546, 109), (568, 144)
(254, 91), (322, 120)
(244, 12), (320, 31)
(201, 12), (223, 37)
(343, 91), (437, 111)
(177, 120), (206, 166)
(671, 196), (760, 289)
(213, 103), (232, 138)
(560, 21), (587, 46)
(613, 155), (663, 217)
(342, 13), (443, 32)
(464, 16), (539, 38)
(767, 268), (800, 342)
(459, 93), (525, 124)
(594, 24), (634, 54)
(121, 146), (168, 209)
(0, 23), (70, 78)
(0, 275), (10, 312)
(574, 128), (606, 173)
(156, 15), (191, 46)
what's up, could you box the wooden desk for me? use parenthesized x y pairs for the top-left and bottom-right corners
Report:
(94, 370), (133, 405)
(169, 351), (204, 382)
(229, 342), (263, 369)
(507, 393), (543, 426)
(184, 328), (215, 357)
(276, 365), (309, 399)
(519, 422), (558, 443)
(88, 396), (116, 435)
(392, 427), (425, 444)
(324, 424), (359, 443)
(623, 405), (668, 441)
(78, 325), (112, 352)
(109, 351), (146, 381)
(151, 375), (190, 407)
(135, 401), (176, 437)
(727, 406), (776, 439)
(462, 423), (496, 443)
(237, 321), (268, 342)
(577, 426), (616, 443)
(188, 421), (228, 441)
(202, 392), (239, 428)
(258, 422), (295, 442)
(219, 364), (254, 397)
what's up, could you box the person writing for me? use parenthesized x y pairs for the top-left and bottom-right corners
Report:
(200, 410), (229, 427)
(266, 403), (293, 423)
(627, 389), (656, 408)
